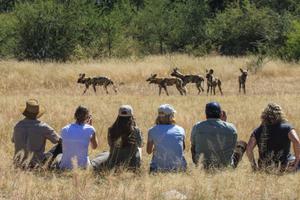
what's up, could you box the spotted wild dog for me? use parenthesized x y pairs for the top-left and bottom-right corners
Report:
(205, 69), (223, 95)
(77, 73), (117, 95)
(238, 68), (248, 94)
(171, 67), (205, 94)
(146, 74), (187, 96)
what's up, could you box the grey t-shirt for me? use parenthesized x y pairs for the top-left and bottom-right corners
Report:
(12, 118), (60, 167)
(191, 119), (237, 168)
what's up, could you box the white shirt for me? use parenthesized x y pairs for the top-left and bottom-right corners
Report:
(59, 123), (95, 169)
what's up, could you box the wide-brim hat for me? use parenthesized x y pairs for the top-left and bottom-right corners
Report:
(20, 99), (45, 119)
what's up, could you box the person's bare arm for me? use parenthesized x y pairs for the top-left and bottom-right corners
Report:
(146, 140), (154, 154)
(288, 129), (300, 171)
(246, 136), (258, 170)
(90, 132), (98, 149)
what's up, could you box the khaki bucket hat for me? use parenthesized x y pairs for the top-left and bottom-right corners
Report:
(21, 99), (45, 119)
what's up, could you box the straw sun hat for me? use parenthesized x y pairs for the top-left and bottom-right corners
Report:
(20, 99), (45, 119)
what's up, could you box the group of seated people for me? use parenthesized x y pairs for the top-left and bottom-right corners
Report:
(12, 99), (300, 173)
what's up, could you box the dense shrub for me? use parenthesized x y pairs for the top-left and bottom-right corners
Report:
(282, 20), (300, 61)
(0, 14), (17, 58)
(207, 5), (287, 55)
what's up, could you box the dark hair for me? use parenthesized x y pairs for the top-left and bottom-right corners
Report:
(205, 102), (221, 119)
(108, 116), (136, 148)
(206, 112), (221, 119)
(74, 105), (89, 124)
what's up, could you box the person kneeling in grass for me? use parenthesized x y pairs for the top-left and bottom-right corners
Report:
(147, 104), (187, 173)
(246, 103), (300, 173)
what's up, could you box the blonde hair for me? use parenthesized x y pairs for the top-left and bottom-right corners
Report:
(155, 114), (176, 125)
(261, 103), (287, 125)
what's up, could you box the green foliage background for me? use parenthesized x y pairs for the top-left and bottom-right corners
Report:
(0, 0), (299, 61)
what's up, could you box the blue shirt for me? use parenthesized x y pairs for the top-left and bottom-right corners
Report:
(191, 119), (237, 168)
(148, 124), (187, 171)
(59, 123), (95, 169)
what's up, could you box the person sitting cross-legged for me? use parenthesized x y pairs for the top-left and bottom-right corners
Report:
(246, 103), (300, 173)
(12, 99), (62, 169)
(191, 102), (247, 170)
(147, 104), (187, 173)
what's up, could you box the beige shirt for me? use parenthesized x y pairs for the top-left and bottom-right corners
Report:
(12, 118), (60, 167)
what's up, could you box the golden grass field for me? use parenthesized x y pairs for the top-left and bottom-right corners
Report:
(0, 55), (300, 199)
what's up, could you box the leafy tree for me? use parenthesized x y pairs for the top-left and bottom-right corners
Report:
(207, 5), (286, 55)
(282, 20), (300, 61)
(14, 0), (101, 61)
(0, 13), (17, 58)
(252, 0), (300, 15)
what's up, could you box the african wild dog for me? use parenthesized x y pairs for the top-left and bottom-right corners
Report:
(146, 74), (187, 96)
(205, 69), (223, 95)
(77, 73), (117, 95)
(171, 68), (205, 94)
(238, 68), (248, 94)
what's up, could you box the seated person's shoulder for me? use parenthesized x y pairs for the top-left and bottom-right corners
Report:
(224, 121), (237, 133)
(39, 121), (54, 129)
(148, 125), (158, 132)
(173, 125), (185, 132)
(280, 122), (294, 132)
(193, 121), (206, 129)
(83, 124), (96, 132)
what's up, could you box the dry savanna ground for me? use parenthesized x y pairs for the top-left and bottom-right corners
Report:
(0, 55), (300, 200)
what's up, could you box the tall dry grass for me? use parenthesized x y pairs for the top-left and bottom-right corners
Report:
(0, 55), (300, 200)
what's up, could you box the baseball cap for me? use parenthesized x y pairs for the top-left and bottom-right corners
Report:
(158, 104), (176, 116)
(205, 102), (221, 117)
(118, 105), (133, 117)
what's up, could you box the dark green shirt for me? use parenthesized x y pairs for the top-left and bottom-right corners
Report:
(191, 119), (237, 168)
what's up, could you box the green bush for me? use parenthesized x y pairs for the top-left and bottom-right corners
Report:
(282, 20), (300, 61)
(14, 0), (101, 61)
(0, 13), (17, 58)
(207, 5), (285, 55)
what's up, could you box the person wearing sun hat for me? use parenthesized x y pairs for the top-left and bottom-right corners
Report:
(91, 105), (143, 171)
(12, 99), (61, 169)
(146, 104), (187, 173)
(191, 102), (244, 169)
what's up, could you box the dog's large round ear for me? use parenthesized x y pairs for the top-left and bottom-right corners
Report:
(240, 68), (244, 73)
(205, 69), (208, 73)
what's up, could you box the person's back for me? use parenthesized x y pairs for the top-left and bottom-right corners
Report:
(253, 123), (292, 168)
(59, 123), (95, 169)
(148, 124), (186, 171)
(108, 127), (142, 169)
(191, 119), (237, 168)
(13, 119), (59, 167)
